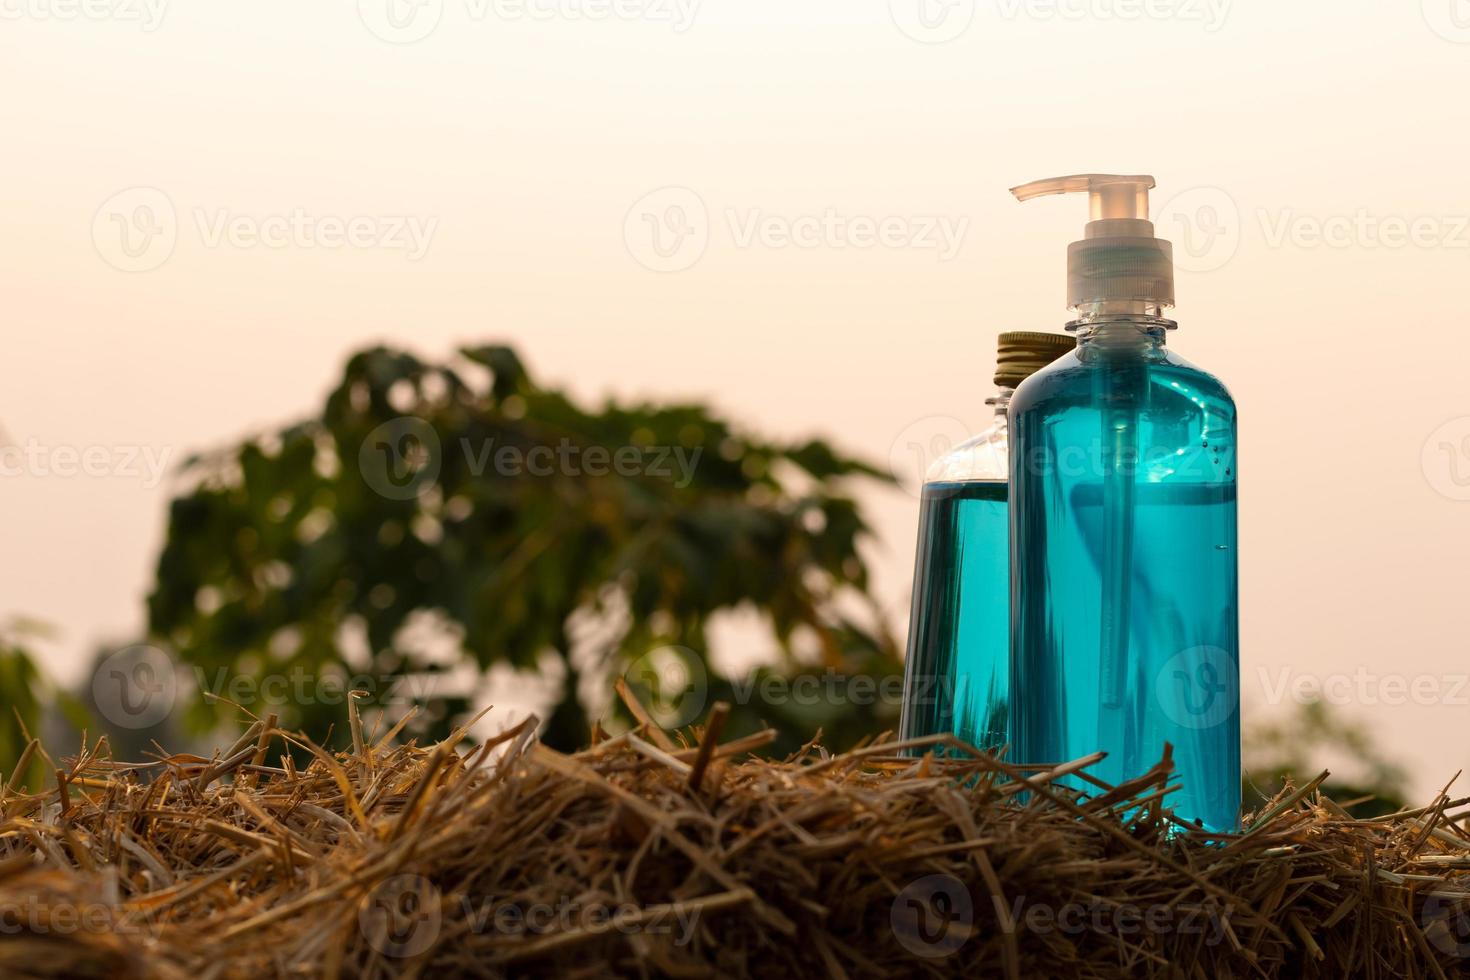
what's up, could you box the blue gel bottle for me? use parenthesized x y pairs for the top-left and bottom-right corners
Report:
(1007, 175), (1240, 832)
(899, 332), (1076, 752)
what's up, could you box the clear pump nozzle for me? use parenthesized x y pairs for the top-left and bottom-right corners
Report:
(1011, 173), (1154, 222)
(1011, 173), (1175, 313)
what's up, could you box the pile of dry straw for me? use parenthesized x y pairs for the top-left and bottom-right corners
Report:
(1, 687), (1468, 979)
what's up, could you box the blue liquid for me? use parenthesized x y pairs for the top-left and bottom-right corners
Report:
(900, 480), (1010, 750)
(1010, 343), (1240, 832)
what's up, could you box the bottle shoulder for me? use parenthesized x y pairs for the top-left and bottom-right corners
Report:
(1009, 345), (1238, 486)
(1011, 348), (1237, 418)
(924, 420), (1008, 484)
(1155, 349), (1238, 409)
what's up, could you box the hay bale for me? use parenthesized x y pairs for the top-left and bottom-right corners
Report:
(1, 699), (1467, 979)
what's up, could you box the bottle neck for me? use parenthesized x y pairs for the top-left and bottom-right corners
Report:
(1068, 312), (1175, 353)
(986, 387), (1014, 418)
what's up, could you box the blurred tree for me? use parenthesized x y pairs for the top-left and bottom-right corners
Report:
(0, 642), (45, 788)
(0, 620), (87, 789)
(147, 344), (901, 751)
(1243, 700), (1409, 818)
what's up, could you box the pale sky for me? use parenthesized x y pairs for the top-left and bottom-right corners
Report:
(3, 1), (1469, 799)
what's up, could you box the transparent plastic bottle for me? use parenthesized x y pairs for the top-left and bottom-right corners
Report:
(899, 332), (1076, 751)
(1007, 175), (1240, 832)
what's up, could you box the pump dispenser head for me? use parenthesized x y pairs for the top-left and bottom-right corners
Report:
(1010, 174), (1175, 313)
